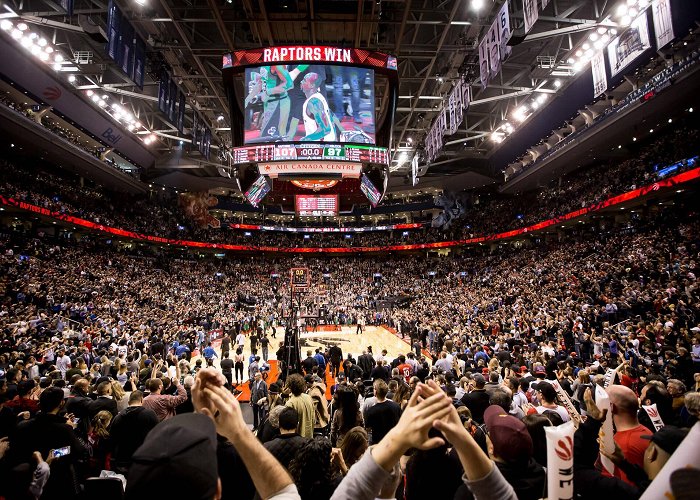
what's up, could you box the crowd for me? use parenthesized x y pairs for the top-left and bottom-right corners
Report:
(1, 112), (698, 249)
(0, 92), (139, 178)
(0, 190), (698, 498)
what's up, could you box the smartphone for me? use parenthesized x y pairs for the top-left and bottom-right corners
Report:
(72, 417), (80, 424)
(50, 446), (71, 458)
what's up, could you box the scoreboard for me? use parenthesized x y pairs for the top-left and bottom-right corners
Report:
(230, 144), (389, 165)
(290, 267), (310, 291)
(296, 195), (339, 217)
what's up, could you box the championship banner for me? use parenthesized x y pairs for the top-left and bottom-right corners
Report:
(447, 91), (458, 135)
(545, 421), (575, 500)
(487, 19), (502, 78)
(603, 368), (617, 388)
(652, 0), (674, 49)
(642, 404), (665, 431)
(523, 0), (539, 34)
(592, 51), (608, 97)
(479, 37), (490, 89)
(498, 1), (513, 61)
(550, 380), (582, 425)
(639, 422), (700, 500)
(260, 161), (363, 178)
(595, 385), (616, 475)
(608, 11), (651, 76)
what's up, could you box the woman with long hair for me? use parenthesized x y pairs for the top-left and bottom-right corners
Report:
(392, 381), (411, 411)
(110, 380), (128, 412)
(87, 410), (113, 476)
(338, 426), (368, 470)
(330, 385), (363, 447)
(288, 437), (342, 500)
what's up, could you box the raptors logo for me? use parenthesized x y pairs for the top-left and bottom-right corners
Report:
(651, 183), (660, 191)
(556, 436), (573, 461)
(647, 407), (659, 418)
(42, 86), (62, 100)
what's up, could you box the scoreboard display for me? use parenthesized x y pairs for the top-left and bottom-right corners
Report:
(230, 144), (389, 165)
(296, 195), (339, 217)
(290, 267), (310, 291)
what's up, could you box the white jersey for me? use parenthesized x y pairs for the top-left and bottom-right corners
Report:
(303, 92), (337, 141)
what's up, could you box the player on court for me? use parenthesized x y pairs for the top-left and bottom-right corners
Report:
(300, 72), (338, 142)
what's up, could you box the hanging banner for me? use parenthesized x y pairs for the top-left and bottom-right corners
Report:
(592, 50), (608, 97)
(652, 0), (674, 49)
(177, 92), (185, 133)
(640, 422), (700, 500)
(447, 90), (458, 135)
(642, 404), (665, 431)
(608, 11), (651, 77)
(595, 385), (616, 475)
(498, 1), (513, 61)
(487, 19), (502, 77)
(523, 0), (539, 34)
(462, 81), (471, 111)
(545, 421), (575, 500)
(479, 37), (490, 89)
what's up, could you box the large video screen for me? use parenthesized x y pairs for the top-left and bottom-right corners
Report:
(243, 65), (375, 145)
(244, 175), (271, 208)
(296, 195), (339, 217)
(359, 173), (382, 207)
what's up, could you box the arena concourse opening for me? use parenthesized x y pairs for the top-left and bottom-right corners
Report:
(0, 1), (699, 499)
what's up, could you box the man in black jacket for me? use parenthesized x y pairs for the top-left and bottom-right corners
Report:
(110, 391), (159, 474)
(8, 387), (86, 499)
(357, 349), (376, 377)
(329, 344), (343, 377)
(263, 407), (308, 469)
(88, 380), (118, 418)
(460, 373), (490, 424)
(63, 378), (92, 439)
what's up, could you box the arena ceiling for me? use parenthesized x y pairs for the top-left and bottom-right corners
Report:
(0, 0), (662, 189)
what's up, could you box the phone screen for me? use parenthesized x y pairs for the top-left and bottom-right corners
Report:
(51, 446), (71, 458)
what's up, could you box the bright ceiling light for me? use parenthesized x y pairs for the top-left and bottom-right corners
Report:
(17, 23), (28, 31)
(620, 15), (632, 26)
(37, 38), (47, 46)
(589, 33), (599, 41)
(616, 5), (628, 17)
(531, 101), (540, 110)
(86, 90), (94, 96)
(11, 29), (22, 39)
(537, 94), (547, 104)
(471, 0), (484, 10)
(628, 7), (638, 17)
(98, 100), (106, 107)
(68, 75), (76, 83)
(554, 79), (561, 88)
(44, 46), (53, 53)
(575, 50), (583, 57)
(1, 20), (13, 31)
(135, 0), (147, 5)
(52, 63), (62, 71)
(39, 51), (49, 61)
(54, 54), (63, 62)
(20, 36), (32, 47)
(597, 26), (608, 35)
(582, 43), (590, 50)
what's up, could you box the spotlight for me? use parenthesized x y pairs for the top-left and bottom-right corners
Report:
(11, 29), (22, 39)
(471, 0), (484, 10)
(217, 114), (224, 121)
(44, 46), (53, 54)
(17, 23), (28, 31)
(54, 54), (63, 62)
(87, 90), (94, 97)
(20, 36), (32, 47)
(554, 79), (561, 87)
(135, 0), (147, 5)
(39, 51), (49, 61)
(38, 38), (47, 46)
(68, 75), (76, 83)
(52, 63), (62, 71)
(0, 20), (12, 31)
(620, 16), (632, 26)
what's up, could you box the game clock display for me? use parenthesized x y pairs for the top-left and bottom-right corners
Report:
(290, 267), (310, 290)
(230, 144), (389, 165)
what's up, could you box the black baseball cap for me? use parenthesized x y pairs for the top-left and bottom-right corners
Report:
(641, 426), (688, 455)
(126, 413), (218, 500)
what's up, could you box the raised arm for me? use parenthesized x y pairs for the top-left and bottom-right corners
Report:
(192, 369), (298, 499)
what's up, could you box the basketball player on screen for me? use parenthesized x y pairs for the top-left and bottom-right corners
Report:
(300, 72), (338, 142)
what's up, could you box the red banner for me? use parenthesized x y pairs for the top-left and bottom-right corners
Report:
(226, 46), (397, 70)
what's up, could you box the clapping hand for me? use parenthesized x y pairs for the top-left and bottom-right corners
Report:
(583, 388), (607, 421)
(192, 368), (247, 440)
